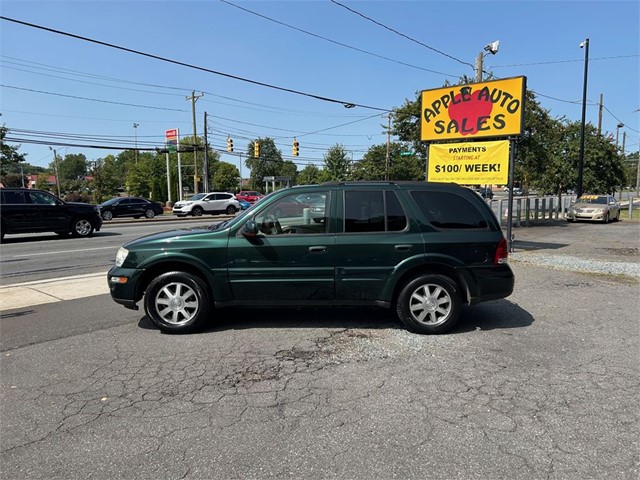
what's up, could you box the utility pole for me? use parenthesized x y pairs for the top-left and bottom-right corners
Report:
(133, 123), (139, 163)
(186, 91), (204, 194)
(203, 111), (210, 193)
(597, 94), (603, 135)
(385, 113), (391, 181)
(475, 52), (483, 82)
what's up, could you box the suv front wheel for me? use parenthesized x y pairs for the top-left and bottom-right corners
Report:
(144, 271), (211, 334)
(396, 274), (461, 334)
(71, 218), (95, 237)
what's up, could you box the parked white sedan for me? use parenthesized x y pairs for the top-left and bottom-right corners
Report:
(566, 194), (620, 223)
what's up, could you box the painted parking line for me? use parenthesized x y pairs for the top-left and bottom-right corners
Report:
(0, 273), (110, 311)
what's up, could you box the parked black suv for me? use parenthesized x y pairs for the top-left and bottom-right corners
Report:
(1, 188), (102, 241)
(108, 182), (514, 335)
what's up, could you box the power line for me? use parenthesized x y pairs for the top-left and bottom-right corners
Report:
(1, 55), (375, 118)
(1, 84), (188, 112)
(219, 0), (457, 77)
(329, 0), (474, 69)
(0, 15), (390, 112)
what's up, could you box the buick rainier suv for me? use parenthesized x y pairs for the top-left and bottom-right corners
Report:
(108, 182), (514, 334)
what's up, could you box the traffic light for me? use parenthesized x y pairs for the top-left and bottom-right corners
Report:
(226, 136), (233, 152)
(254, 141), (260, 158)
(292, 137), (299, 157)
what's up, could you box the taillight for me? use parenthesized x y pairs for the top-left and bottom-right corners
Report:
(494, 237), (509, 265)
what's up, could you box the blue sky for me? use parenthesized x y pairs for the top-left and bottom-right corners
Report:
(1, 0), (638, 176)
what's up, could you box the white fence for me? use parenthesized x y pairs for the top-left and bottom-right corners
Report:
(488, 195), (638, 227)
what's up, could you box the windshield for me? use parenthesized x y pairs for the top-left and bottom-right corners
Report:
(186, 193), (206, 201)
(578, 195), (607, 204)
(100, 198), (121, 206)
(212, 202), (257, 230)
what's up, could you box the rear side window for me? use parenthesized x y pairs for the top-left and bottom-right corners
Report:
(344, 190), (407, 233)
(1, 191), (26, 204)
(411, 191), (488, 229)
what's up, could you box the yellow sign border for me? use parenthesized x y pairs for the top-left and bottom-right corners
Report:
(420, 76), (526, 142)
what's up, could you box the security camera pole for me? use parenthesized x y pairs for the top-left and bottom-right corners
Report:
(476, 40), (499, 82)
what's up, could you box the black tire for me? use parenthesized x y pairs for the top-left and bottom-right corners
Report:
(192, 206), (204, 217)
(70, 218), (94, 237)
(102, 210), (113, 221)
(144, 271), (211, 334)
(614, 211), (620, 222)
(144, 209), (156, 218)
(603, 213), (609, 224)
(396, 274), (462, 334)
(225, 205), (237, 215)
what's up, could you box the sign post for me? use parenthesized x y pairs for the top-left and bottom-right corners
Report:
(165, 128), (183, 201)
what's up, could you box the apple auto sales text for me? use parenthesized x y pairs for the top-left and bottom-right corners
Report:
(423, 86), (520, 135)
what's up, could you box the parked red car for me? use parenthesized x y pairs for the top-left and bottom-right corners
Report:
(236, 191), (264, 203)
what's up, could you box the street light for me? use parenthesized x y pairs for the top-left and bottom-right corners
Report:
(133, 123), (139, 163)
(48, 146), (62, 198)
(615, 122), (624, 148)
(577, 38), (589, 198)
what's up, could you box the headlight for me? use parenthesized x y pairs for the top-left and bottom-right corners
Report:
(115, 247), (129, 267)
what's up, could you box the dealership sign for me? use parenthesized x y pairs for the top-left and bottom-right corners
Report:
(421, 76), (526, 141)
(428, 140), (510, 184)
(165, 128), (178, 152)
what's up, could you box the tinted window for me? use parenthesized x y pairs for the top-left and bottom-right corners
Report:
(411, 191), (488, 229)
(1, 191), (26, 204)
(344, 191), (385, 233)
(28, 191), (58, 205)
(386, 191), (407, 231)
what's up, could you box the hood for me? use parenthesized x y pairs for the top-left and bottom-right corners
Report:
(124, 225), (217, 248)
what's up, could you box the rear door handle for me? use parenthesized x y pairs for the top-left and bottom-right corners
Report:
(309, 246), (328, 254)
(394, 244), (413, 252)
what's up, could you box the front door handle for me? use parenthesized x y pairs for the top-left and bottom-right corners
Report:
(309, 246), (328, 254)
(394, 244), (413, 252)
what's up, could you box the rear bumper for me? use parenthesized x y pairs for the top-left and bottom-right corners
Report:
(464, 264), (515, 304)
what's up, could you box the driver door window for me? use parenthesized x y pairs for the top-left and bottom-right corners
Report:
(255, 191), (329, 235)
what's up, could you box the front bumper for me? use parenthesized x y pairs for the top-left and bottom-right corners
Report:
(107, 266), (144, 310)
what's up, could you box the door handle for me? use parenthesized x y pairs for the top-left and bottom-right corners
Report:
(309, 246), (328, 254)
(394, 244), (413, 252)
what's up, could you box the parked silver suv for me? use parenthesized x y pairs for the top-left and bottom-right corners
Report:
(172, 192), (240, 217)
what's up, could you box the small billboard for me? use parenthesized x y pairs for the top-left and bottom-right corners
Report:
(421, 76), (526, 142)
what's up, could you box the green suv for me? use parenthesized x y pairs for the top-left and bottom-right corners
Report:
(108, 182), (514, 334)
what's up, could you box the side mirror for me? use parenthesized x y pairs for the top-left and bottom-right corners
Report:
(241, 219), (259, 238)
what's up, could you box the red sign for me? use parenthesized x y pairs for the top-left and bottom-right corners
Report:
(165, 128), (178, 139)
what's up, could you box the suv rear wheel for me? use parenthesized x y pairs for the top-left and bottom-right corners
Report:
(144, 271), (211, 334)
(396, 274), (461, 334)
(225, 205), (237, 215)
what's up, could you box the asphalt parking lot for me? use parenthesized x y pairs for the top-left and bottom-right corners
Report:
(0, 220), (638, 479)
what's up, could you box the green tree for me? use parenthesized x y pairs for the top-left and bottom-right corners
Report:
(323, 144), (350, 181)
(56, 153), (88, 182)
(558, 121), (625, 194)
(91, 155), (121, 203)
(245, 137), (291, 190)
(211, 161), (240, 192)
(0, 123), (27, 177)
(125, 161), (153, 197)
(296, 164), (323, 185)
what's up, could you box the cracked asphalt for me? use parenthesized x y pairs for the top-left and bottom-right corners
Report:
(1, 221), (639, 479)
